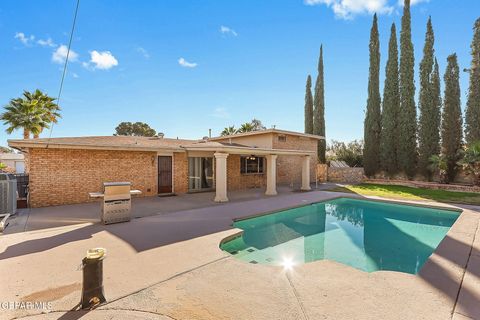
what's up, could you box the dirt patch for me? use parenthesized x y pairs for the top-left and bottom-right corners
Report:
(21, 282), (81, 302)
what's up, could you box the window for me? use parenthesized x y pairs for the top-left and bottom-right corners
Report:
(278, 135), (287, 142)
(240, 156), (265, 174)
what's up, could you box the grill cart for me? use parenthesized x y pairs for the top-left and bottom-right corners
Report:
(89, 182), (142, 225)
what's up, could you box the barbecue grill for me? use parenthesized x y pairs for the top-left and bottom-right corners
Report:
(89, 182), (141, 225)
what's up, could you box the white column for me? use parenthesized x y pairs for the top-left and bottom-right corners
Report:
(214, 153), (229, 202)
(265, 154), (278, 196)
(301, 155), (311, 191)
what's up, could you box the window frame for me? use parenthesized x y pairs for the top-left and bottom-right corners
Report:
(240, 156), (265, 175)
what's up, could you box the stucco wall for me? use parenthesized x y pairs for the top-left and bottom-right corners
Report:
(28, 148), (158, 207)
(214, 134), (273, 149)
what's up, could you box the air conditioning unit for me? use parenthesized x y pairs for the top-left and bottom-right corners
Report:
(0, 173), (17, 215)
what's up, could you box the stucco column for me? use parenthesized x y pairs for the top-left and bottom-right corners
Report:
(265, 154), (278, 196)
(214, 153), (229, 202)
(301, 155), (311, 191)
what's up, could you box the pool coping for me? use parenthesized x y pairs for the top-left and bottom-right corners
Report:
(231, 194), (463, 223)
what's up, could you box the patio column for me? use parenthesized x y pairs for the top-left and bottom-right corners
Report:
(214, 152), (229, 202)
(301, 155), (311, 191)
(265, 154), (278, 196)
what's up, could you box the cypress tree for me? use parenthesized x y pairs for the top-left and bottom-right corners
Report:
(418, 17), (440, 179)
(465, 18), (480, 145)
(380, 23), (400, 176)
(304, 75), (314, 134)
(442, 54), (463, 183)
(364, 14), (382, 177)
(398, 0), (417, 178)
(432, 58), (442, 148)
(313, 45), (326, 163)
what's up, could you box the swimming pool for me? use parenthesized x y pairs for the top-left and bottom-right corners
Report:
(220, 198), (460, 274)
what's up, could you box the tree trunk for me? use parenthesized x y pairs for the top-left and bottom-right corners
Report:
(33, 134), (39, 139)
(23, 129), (30, 139)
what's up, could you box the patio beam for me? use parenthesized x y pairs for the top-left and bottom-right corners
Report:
(214, 152), (229, 202)
(301, 155), (311, 191)
(265, 154), (278, 196)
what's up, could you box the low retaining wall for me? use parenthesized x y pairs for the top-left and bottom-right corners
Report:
(366, 179), (480, 193)
(328, 167), (365, 183)
(316, 164), (365, 183)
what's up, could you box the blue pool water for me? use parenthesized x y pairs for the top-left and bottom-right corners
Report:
(220, 198), (460, 274)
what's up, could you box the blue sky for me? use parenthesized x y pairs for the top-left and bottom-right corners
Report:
(1, 0), (479, 147)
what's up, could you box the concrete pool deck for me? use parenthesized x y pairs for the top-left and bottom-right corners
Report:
(1, 189), (479, 319)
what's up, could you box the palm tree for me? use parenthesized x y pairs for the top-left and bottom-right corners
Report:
(237, 122), (255, 133)
(428, 154), (449, 184)
(458, 141), (480, 186)
(221, 126), (236, 136)
(1, 97), (46, 139)
(1, 90), (60, 139)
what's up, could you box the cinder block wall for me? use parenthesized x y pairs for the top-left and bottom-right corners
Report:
(272, 134), (318, 185)
(28, 148), (158, 207)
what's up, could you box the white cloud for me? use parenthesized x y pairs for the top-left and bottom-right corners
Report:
(178, 57), (197, 68)
(220, 25), (238, 37)
(305, 0), (393, 19)
(37, 38), (56, 47)
(84, 50), (119, 70)
(14, 32), (35, 45)
(136, 47), (150, 59)
(306, 0), (430, 19)
(52, 45), (79, 64)
(72, 73), (79, 78)
(211, 107), (231, 119)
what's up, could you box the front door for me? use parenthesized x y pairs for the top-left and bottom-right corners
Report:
(158, 156), (173, 194)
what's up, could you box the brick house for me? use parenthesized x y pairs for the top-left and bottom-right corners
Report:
(8, 129), (323, 208)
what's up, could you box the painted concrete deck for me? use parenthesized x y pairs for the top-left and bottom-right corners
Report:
(1, 188), (479, 319)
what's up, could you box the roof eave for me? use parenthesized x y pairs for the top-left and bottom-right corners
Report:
(7, 140), (185, 152)
(209, 129), (324, 141)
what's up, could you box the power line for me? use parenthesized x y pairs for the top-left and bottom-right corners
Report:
(47, 0), (80, 147)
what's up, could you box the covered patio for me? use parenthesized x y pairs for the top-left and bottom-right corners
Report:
(184, 141), (316, 203)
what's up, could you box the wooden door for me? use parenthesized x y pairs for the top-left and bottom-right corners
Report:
(158, 156), (173, 194)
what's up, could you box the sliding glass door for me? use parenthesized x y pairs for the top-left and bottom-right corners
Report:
(188, 157), (214, 191)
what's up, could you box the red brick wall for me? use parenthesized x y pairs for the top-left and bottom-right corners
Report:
(226, 154), (266, 190)
(272, 134), (318, 185)
(28, 148), (158, 207)
(173, 152), (188, 193)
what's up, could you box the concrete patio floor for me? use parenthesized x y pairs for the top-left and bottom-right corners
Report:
(3, 184), (337, 235)
(1, 188), (479, 319)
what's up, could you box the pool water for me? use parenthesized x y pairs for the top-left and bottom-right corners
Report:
(220, 198), (460, 274)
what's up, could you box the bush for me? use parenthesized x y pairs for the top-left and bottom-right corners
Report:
(327, 140), (364, 167)
(458, 141), (480, 186)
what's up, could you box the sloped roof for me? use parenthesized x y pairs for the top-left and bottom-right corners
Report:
(8, 136), (197, 152)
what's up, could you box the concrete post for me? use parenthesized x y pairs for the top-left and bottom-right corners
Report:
(301, 155), (311, 191)
(214, 153), (229, 202)
(265, 154), (278, 196)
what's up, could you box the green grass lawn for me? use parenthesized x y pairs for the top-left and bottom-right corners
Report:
(327, 183), (480, 205)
